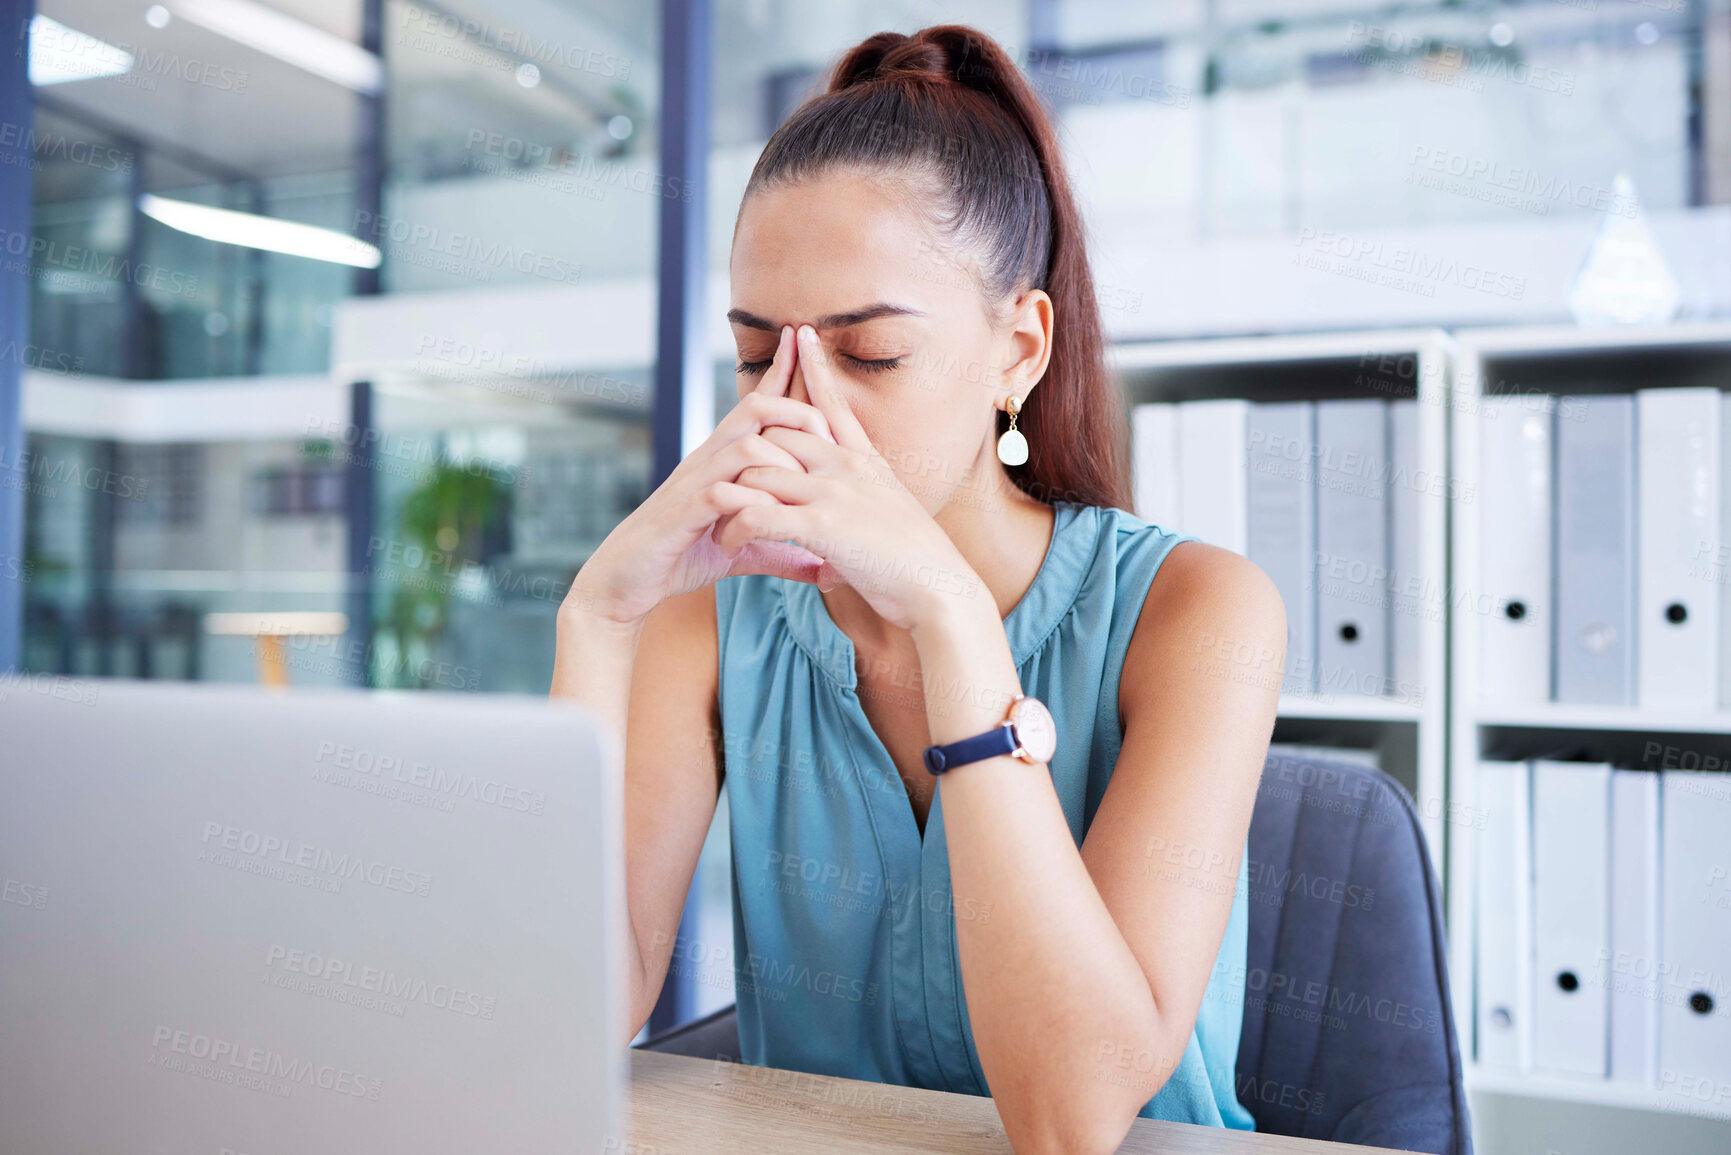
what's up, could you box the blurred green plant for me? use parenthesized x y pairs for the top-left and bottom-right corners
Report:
(370, 462), (508, 690)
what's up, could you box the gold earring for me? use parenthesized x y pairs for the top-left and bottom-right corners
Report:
(997, 394), (1028, 466)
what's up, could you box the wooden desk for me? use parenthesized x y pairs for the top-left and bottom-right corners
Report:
(629, 1051), (1406, 1154)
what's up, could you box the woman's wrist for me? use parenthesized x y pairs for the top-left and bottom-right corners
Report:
(559, 537), (650, 632)
(556, 595), (646, 649)
(900, 544), (994, 635)
(908, 592), (1023, 745)
(552, 570), (648, 703)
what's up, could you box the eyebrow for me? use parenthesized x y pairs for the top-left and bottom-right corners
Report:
(726, 303), (927, 331)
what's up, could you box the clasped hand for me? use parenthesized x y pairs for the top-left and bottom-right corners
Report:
(566, 325), (986, 635)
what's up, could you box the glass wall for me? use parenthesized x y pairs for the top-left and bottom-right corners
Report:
(383, 0), (659, 289)
(1045, 0), (1699, 249)
(19, 0), (659, 697)
(366, 0), (659, 695)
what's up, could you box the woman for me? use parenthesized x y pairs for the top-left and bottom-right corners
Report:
(552, 24), (1284, 1155)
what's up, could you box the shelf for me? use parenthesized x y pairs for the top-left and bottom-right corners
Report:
(1277, 695), (1424, 723)
(1111, 328), (1450, 371)
(1465, 1064), (1731, 1123)
(1475, 703), (1731, 735)
(1453, 321), (1731, 360)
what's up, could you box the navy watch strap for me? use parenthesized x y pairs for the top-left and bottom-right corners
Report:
(922, 723), (1018, 775)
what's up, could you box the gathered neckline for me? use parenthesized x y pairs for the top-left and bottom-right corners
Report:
(777, 501), (1097, 690)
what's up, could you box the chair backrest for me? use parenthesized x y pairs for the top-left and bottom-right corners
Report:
(1237, 752), (1471, 1154)
(638, 751), (1472, 1154)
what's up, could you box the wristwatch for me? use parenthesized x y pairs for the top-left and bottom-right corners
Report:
(922, 694), (1057, 775)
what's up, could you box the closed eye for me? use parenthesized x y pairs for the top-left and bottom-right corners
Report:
(736, 354), (903, 376)
(842, 354), (902, 374)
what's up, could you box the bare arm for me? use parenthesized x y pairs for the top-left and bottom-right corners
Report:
(549, 325), (836, 1045)
(925, 543), (1284, 1155)
(553, 589), (724, 1045)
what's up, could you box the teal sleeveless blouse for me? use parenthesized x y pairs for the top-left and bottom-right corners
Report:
(713, 500), (1256, 1130)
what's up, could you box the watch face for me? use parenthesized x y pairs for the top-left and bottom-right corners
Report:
(1007, 696), (1057, 764)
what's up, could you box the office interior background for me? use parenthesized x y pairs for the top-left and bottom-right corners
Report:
(2, 1), (1729, 1153)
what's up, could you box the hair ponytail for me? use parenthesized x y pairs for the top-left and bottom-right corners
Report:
(741, 25), (1133, 513)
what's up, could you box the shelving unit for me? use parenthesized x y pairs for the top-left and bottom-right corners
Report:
(1465, 1063), (1731, 1120)
(1446, 322), (1731, 1142)
(1111, 329), (1453, 877)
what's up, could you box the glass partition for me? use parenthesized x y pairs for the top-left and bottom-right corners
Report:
(1046, 0), (1697, 241)
(382, 0), (660, 290)
(20, 1), (661, 695)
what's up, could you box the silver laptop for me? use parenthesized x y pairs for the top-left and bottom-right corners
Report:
(0, 678), (624, 1154)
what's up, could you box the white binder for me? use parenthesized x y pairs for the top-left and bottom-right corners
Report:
(1247, 402), (1315, 695)
(1132, 403), (1180, 531)
(1554, 395), (1636, 706)
(1719, 396), (1731, 710)
(1177, 400), (1249, 555)
(1389, 400), (1422, 702)
(1636, 388), (1720, 711)
(1659, 771), (1731, 1091)
(1607, 769), (1660, 1084)
(1531, 759), (1610, 1077)
(1476, 759), (1533, 1072)
(1478, 395), (1554, 707)
(1315, 400), (1389, 696)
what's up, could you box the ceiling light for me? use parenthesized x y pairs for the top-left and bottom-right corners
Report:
(168, 0), (383, 94)
(608, 115), (633, 141)
(28, 14), (135, 86)
(516, 62), (541, 88)
(1488, 22), (1515, 48)
(145, 5), (172, 29)
(139, 194), (383, 269)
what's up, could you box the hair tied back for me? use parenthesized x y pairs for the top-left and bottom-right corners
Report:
(743, 24), (1134, 513)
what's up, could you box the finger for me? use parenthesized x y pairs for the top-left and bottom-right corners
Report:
(795, 325), (871, 451)
(724, 541), (846, 592)
(753, 325), (797, 398)
(716, 391), (836, 449)
(677, 480), (779, 537)
(724, 464), (847, 593)
(734, 464), (827, 504)
(713, 500), (814, 562)
(723, 540), (825, 584)
(704, 448), (801, 551)
(689, 434), (805, 543)
(757, 425), (846, 474)
(716, 431), (805, 481)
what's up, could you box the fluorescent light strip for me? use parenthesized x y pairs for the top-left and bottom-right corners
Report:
(28, 14), (135, 86)
(170, 0), (384, 95)
(139, 194), (383, 269)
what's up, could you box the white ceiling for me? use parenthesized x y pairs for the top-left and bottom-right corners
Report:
(33, 0), (657, 186)
(36, 0), (365, 179)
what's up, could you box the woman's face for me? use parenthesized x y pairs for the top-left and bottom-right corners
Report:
(729, 170), (1048, 514)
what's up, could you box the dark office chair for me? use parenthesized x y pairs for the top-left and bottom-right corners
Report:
(636, 751), (1472, 1155)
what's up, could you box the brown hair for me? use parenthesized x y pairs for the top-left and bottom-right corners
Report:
(739, 24), (1133, 512)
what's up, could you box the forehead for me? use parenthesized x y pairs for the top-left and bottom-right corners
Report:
(730, 171), (967, 317)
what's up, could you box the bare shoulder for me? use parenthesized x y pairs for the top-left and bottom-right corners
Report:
(1120, 540), (1287, 712)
